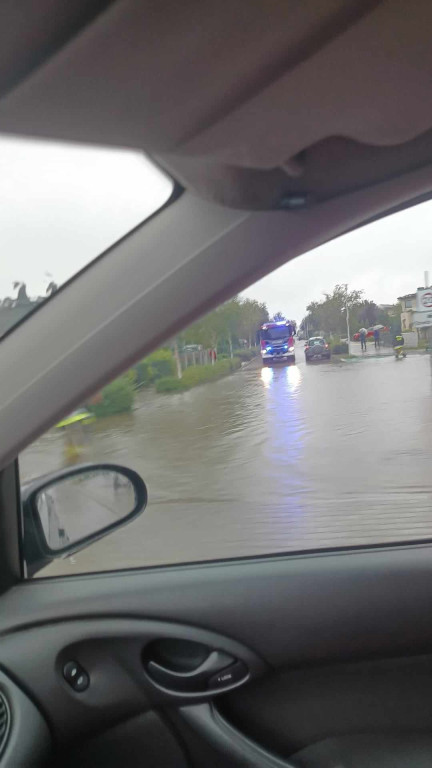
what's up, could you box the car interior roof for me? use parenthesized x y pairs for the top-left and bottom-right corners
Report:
(0, 0), (432, 210)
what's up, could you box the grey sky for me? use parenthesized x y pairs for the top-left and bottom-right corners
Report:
(0, 136), (430, 322)
(0, 137), (172, 298)
(243, 200), (432, 322)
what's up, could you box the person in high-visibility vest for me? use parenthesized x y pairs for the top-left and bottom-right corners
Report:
(393, 333), (406, 359)
(56, 410), (95, 465)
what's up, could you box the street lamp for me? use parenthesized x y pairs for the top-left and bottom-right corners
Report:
(341, 283), (351, 356)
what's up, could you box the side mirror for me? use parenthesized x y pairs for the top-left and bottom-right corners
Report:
(22, 463), (147, 577)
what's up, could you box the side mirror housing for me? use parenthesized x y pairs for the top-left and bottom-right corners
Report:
(22, 463), (147, 577)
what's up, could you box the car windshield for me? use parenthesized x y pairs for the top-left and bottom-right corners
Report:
(0, 137), (172, 340)
(262, 327), (292, 340)
(309, 338), (325, 345)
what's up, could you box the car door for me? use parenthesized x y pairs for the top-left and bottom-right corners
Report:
(0, 157), (431, 768)
(2, 0), (432, 764)
(0, 200), (431, 768)
(2, 466), (432, 768)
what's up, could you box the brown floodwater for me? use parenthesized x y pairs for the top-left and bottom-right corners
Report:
(20, 354), (432, 577)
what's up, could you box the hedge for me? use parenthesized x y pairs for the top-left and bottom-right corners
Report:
(234, 347), (258, 362)
(155, 377), (188, 393)
(331, 342), (349, 355)
(146, 348), (176, 379)
(88, 376), (135, 417)
(155, 358), (241, 393)
(133, 348), (176, 388)
(135, 359), (154, 387)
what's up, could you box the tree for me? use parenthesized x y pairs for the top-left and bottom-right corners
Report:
(358, 300), (379, 328)
(272, 311), (285, 322)
(217, 298), (242, 357)
(376, 302), (401, 334)
(13, 281), (30, 304)
(183, 297), (269, 352)
(238, 299), (269, 347)
(303, 284), (364, 338)
(46, 281), (58, 296)
(182, 313), (219, 351)
(301, 300), (322, 336)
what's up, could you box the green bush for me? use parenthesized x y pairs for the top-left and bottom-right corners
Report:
(133, 349), (175, 387)
(155, 377), (187, 393)
(156, 358), (241, 393)
(134, 359), (154, 388)
(233, 347), (258, 362)
(126, 368), (138, 387)
(331, 342), (349, 355)
(89, 376), (135, 417)
(146, 348), (175, 379)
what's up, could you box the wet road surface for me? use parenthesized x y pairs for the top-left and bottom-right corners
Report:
(20, 353), (432, 576)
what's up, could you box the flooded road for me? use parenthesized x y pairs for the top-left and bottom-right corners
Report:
(21, 354), (432, 576)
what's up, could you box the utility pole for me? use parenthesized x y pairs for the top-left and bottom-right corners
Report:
(173, 338), (182, 380)
(425, 272), (432, 357)
(345, 283), (350, 355)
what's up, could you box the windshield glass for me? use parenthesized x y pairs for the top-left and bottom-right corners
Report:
(0, 137), (172, 339)
(262, 327), (293, 341)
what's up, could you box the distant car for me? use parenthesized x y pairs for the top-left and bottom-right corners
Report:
(304, 337), (331, 361)
(353, 326), (391, 341)
(353, 330), (374, 341)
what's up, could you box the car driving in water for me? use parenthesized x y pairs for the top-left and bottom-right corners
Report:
(304, 336), (331, 362)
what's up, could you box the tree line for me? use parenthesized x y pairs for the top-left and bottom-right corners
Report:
(178, 297), (270, 354)
(300, 284), (400, 338)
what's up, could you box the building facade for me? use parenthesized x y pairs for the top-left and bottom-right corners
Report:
(398, 293), (416, 331)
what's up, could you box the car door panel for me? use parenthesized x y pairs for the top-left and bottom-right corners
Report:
(1, 545), (432, 765)
(59, 711), (189, 768)
(3, 545), (432, 664)
(0, 618), (265, 742)
(220, 654), (432, 758)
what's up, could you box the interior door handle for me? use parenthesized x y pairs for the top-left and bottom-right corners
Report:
(146, 650), (241, 692)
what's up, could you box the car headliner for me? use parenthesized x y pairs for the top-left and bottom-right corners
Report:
(0, 0), (431, 465)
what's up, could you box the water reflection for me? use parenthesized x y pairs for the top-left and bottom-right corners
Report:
(285, 364), (302, 393)
(260, 366), (273, 387)
(261, 362), (301, 393)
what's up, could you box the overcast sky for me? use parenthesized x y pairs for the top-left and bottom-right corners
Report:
(0, 136), (430, 320)
(0, 136), (172, 298)
(243, 201), (432, 322)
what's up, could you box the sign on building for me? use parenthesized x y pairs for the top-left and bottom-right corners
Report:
(417, 289), (432, 310)
(414, 288), (432, 328)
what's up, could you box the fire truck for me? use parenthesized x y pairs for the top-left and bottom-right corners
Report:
(259, 320), (296, 365)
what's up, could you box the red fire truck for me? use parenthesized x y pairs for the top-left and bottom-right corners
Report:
(259, 320), (296, 365)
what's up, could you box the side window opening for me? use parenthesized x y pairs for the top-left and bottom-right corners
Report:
(19, 200), (432, 577)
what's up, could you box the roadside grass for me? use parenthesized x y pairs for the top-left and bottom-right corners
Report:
(156, 357), (242, 393)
